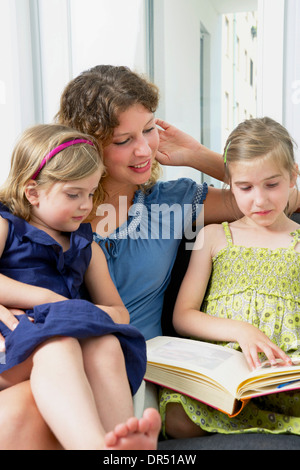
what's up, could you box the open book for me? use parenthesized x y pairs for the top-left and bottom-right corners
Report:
(145, 336), (300, 416)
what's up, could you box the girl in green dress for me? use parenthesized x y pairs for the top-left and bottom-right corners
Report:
(160, 117), (300, 438)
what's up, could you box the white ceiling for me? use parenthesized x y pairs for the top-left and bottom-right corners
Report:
(210, 0), (258, 14)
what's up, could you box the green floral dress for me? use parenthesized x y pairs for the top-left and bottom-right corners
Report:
(160, 222), (300, 436)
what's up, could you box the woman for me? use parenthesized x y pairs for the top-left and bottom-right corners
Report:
(55, 65), (236, 341)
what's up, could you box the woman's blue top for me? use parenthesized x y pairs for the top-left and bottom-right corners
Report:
(94, 178), (208, 340)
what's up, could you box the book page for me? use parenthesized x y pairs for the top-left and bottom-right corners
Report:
(237, 358), (300, 397)
(146, 336), (251, 396)
(151, 338), (233, 370)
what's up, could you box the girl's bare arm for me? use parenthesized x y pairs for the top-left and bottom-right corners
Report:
(84, 242), (130, 324)
(173, 225), (291, 370)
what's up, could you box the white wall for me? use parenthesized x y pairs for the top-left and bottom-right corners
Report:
(1, 0), (299, 186)
(257, 0), (300, 165)
(256, 0), (285, 122)
(0, 0), (36, 182)
(283, 0), (300, 165)
(153, 0), (223, 183)
(0, 0), (148, 185)
(38, 0), (148, 123)
(70, 0), (147, 77)
(37, 0), (72, 123)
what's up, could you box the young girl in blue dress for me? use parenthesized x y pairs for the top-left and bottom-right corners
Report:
(160, 117), (300, 438)
(0, 123), (161, 450)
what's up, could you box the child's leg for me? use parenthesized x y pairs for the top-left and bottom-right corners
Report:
(105, 408), (162, 450)
(165, 402), (208, 438)
(81, 335), (134, 430)
(30, 336), (107, 450)
(81, 335), (161, 450)
(1, 334), (161, 450)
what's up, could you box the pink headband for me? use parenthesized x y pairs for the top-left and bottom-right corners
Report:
(32, 139), (95, 180)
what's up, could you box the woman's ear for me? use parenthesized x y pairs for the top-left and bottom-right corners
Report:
(24, 180), (40, 206)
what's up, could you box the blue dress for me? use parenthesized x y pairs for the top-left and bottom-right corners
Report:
(94, 179), (208, 340)
(0, 203), (146, 395)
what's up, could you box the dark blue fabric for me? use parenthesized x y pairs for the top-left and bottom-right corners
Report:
(0, 204), (146, 394)
(0, 202), (92, 299)
(0, 300), (146, 394)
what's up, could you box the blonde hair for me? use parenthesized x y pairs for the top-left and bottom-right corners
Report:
(223, 117), (299, 215)
(224, 117), (297, 175)
(0, 124), (105, 221)
(55, 65), (162, 190)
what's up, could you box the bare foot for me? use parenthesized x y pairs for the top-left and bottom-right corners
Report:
(104, 408), (161, 450)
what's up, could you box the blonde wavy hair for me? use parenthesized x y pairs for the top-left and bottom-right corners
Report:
(0, 124), (105, 221)
(55, 65), (162, 190)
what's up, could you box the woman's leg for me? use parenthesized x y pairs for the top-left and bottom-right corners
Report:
(0, 381), (62, 450)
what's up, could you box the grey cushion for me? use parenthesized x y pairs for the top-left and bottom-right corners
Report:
(158, 433), (300, 450)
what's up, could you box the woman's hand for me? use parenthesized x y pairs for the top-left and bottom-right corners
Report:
(155, 119), (202, 167)
(0, 306), (25, 351)
(235, 322), (292, 371)
(155, 118), (225, 181)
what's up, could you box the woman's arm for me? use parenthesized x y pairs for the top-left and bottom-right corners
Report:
(156, 120), (300, 218)
(173, 225), (291, 370)
(84, 242), (130, 324)
(155, 120), (242, 223)
(201, 186), (242, 225)
(156, 119), (225, 182)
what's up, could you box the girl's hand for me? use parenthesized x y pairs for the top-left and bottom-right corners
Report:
(155, 119), (202, 167)
(235, 322), (292, 371)
(0, 306), (25, 352)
